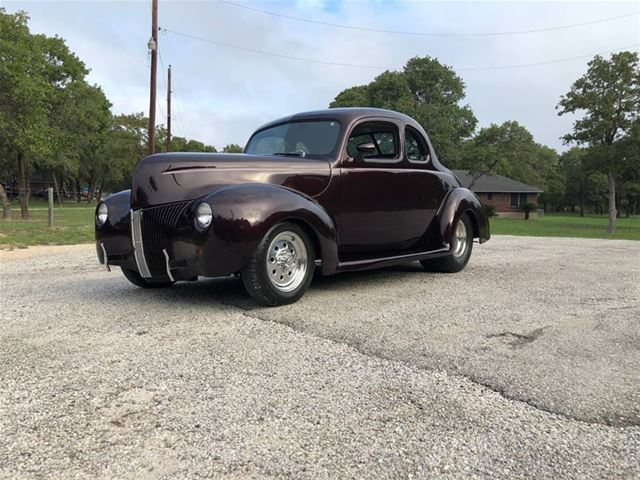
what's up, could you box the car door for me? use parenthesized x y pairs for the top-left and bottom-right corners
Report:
(337, 119), (439, 258)
(401, 125), (449, 248)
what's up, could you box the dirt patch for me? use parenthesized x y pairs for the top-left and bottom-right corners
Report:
(486, 327), (548, 347)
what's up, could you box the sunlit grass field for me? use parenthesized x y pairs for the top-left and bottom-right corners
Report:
(0, 200), (95, 249)
(0, 200), (638, 249)
(490, 214), (640, 241)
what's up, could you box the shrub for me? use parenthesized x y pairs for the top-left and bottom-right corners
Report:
(522, 202), (537, 220)
(483, 204), (497, 217)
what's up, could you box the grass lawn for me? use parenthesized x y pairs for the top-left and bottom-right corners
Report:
(490, 214), (640, 241)
(0, 200), (95, 249)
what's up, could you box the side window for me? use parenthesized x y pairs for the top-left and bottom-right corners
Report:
(347, 134), (372, 157)
(405, 128), (427, 162)
(372, 132), (395, 155)
(346, 121), (398, 160)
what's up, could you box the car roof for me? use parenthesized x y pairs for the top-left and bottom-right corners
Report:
(249, 107), (450, 173)
(254, 108), (421, 132)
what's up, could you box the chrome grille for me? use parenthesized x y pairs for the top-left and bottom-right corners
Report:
(131, 209), (152, 278)
(131, 201), (192, 278)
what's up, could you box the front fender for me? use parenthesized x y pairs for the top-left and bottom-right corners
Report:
(197, 183), (339, 276)
(94, 190), (137, 269)
(434, 188), (490, 248)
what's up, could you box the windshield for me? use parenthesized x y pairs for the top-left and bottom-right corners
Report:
(245, 120), (341, 158)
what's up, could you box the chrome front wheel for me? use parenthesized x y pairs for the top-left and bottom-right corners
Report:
(265, 231), (309, 293)
(241, 222), (315, 306)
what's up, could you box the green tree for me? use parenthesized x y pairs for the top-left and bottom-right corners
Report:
(558, 148), (590, 215)
(616, 120), (640, 216)
(98, 115), (218, 194)
(557, 51), (640, 233)
(330, 56), (477, 163)
(97, 116), (142, 194)
(0, 138), (15, 219)
(0, 8), (89, 217)
(183, 139), (216, 153)
(97, 113), (158, 195)
(222, 143), (243, 153)
(457, 121), (559, 192)
(534, 145), (564, 210)
(54, 82), (112, 203)
(168, 134), (217, 153)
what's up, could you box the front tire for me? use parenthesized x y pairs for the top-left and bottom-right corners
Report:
(421, 213), (473, 273)
(241, 222), (315, 306)
(121, 267), (175, 289)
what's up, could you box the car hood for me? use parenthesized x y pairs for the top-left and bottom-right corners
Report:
(131, 152), (332, 209)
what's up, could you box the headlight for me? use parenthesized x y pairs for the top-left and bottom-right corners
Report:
(195, 202), (212, 229)
(96, 202), (108, 226)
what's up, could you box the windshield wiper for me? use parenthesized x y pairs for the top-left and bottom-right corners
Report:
(272, 151), (307, 158)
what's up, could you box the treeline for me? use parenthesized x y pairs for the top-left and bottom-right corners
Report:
(0, 9), (243, 219)
(331, 54), (639, 232)
(2, 8), (638, 233)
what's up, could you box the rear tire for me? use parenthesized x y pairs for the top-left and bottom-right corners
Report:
(421, 213), (473, 273)
(121, 267), (175, 289)
(241, 222), (315, 306)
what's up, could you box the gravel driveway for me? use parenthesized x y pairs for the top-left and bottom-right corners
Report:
(1, 236), (639, 479)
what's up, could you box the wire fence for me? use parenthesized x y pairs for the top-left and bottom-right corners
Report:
(2, 183), (106, 203)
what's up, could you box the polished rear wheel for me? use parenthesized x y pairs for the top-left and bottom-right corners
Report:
(421, 213), (473, 273)
(451, 218), (469, 259)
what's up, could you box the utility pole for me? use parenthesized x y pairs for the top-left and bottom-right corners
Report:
(147, 0), (158, 155)
(166, 65), (172, 152)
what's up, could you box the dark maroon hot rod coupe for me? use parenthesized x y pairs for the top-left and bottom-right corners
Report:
(96, 108), (489, 306)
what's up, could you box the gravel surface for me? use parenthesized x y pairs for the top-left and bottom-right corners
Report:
(1, 236), (639, 479)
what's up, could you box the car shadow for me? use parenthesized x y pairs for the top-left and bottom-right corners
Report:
(106, 262), (430, 311)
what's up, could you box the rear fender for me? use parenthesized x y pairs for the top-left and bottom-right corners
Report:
(200, 184), (339, 275)
(434, 188), (490, 248)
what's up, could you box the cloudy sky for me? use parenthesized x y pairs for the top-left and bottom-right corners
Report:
(5, 0), (639, 154)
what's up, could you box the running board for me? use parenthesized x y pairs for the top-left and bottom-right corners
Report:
(337, 246), (450, 273)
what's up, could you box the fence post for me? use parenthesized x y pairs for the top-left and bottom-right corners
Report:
(48, 187), (54, 227)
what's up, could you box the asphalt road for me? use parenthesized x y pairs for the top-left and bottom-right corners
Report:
(1, 236), (639, 479)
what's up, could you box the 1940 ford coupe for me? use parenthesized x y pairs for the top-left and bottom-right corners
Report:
(96, 108), (490, 306)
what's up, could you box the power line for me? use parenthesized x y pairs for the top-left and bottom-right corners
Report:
(217, 0), (640, 37)
(158, 51), (169, 95)
(156, 96), (165, 127)
(173, 99), (187, 140)
(160, 28), (639, 72)
(155, 52), (166, 131)
(460, 44), (640, 71)
(157, 51), (170, 131)
(160, 28), (386, 69)
(156, 53), (166, 125)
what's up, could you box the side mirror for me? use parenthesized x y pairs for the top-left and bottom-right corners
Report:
(356, 142), (377, 156)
